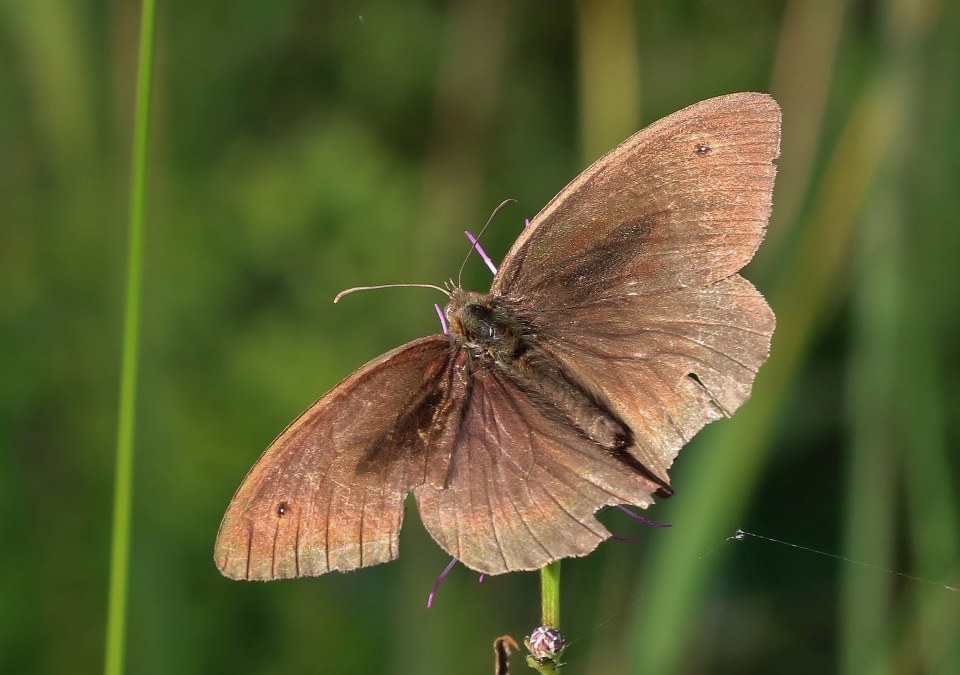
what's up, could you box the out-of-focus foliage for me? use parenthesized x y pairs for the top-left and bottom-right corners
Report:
(1, 1), (958, 673)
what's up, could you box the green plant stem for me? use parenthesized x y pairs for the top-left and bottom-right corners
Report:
(524, 562), (564, 673)
(540, 561), (561, 628)
(526, 656), (561, 674)
(104, 1), (157, 674)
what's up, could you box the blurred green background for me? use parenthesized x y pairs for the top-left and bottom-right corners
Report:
(2, 0), (959, 673)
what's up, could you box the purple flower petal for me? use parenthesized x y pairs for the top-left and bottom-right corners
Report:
(610, 534), (644, 542)
(465, 231), (498, 275)
(426, 557), (458, 608)
(616, 504), (671, 528)
(434, 303), (449, 334)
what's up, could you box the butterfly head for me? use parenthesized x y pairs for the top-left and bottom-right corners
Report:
(444, 289), (523, 360)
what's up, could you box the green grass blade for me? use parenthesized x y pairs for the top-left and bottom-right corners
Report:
(897, 322), (960, 674)
(763, 0), (849, 261)
(575, 0), (641, 160)
(840, 195), (899, 675)
(104, 1), (157, 673)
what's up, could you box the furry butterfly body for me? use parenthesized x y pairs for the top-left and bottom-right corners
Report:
(215, 92), (780, 579)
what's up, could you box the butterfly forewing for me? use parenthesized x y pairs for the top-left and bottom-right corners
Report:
(215, 336), (463, 580)
(493, 92), (780, 302)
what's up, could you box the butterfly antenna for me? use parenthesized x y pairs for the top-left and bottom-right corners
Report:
(456, 198), (517, 287)
(333, 283), (450, 304)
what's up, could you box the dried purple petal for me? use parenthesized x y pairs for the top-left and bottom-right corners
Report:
(494, 635), (519, 675)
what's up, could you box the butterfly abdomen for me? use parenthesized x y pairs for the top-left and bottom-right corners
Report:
(509, 348), (628, 450)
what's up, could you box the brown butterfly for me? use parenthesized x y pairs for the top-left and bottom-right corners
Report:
(215, 92), (780, 580)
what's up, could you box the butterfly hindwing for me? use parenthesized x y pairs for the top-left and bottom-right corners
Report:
(534, 275), (775, 484)
(414, 364), (663, 574)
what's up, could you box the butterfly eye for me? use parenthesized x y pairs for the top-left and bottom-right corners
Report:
(465, 305), (500, 341)
(694, 141), (712, 156)
(469, 304), (493, 320)
(275, 502), (291, 518)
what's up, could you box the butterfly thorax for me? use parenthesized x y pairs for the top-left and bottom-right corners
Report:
(444, 289), (525, 363)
